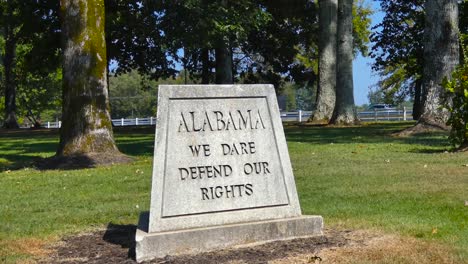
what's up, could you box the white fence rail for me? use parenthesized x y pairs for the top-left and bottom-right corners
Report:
(42, 108), (414, 128)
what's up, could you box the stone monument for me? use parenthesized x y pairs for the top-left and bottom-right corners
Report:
(135, 84), (323, 262)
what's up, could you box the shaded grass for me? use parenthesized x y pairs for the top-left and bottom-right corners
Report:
(0, 123), (467, 262)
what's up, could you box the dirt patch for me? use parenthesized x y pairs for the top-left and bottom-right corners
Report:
(35, 152), (134, 170)
(392, 121), (448, 137)
(2, 238), (53, 259)
(37, 225), (460, 264)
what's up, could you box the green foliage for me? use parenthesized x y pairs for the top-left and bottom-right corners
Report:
(16, 69), (62, 126)
(352, 0), (373, 56)
(0, 97), (4, 125)
(370, 0), (425, 105)
(109, 71), (158, 118)
(108, 70), (198, 118)
(282, 82), (298, 111)
(442, 35), (468, 147)
(295, 85), (315, 111)
(375, 64), (417, 105)
(0, 0), (60, 127)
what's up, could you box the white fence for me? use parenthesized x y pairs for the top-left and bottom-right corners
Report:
(280, 108), (412, 122)
(43, 108), (413, 128)
(112, 117), (156, 126)
(358, 108), (413, 122)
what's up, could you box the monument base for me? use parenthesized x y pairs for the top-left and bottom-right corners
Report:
(135, 213), (323, 263)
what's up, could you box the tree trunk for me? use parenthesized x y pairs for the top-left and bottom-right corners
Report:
(418, 0), (459, 128)
(2, 4), (19, 129)
(201, 48), (211, 84)
(57, 0), (123, 160)
(215, 40), (233, 84)
(412, 78), (423, 120)
(310, 0), (337, 123)
(330, 0), (357, 125)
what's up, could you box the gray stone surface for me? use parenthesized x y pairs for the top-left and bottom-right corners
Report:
(136, 85), (323, 262)
(136, 212), (323, 263)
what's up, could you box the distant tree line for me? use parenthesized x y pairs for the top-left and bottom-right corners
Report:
(3, 0), (465, 163)
(1, 0), (372, 129)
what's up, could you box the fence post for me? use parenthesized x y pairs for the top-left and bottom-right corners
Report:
(58, 121), (62, 128)
(374, 109), (377, 121)
(47, 122), (50, 129)
(403, 107), (407, 121)
(150, 117), (153, 125)
(298, 110), (302, 122)
(136, 118), (139, 126)
(121, 118), (124, 126)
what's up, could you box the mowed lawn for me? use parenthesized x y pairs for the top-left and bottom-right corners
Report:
(0, 123), (467, 263)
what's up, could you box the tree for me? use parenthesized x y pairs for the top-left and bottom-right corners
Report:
(57, 0), (127, 164)
(370, 0), (425, 120)
(442, 41), (468, 150)
(105, 0), (174, 80)
(310, 0), (337, 122)
(17, 68), (62, 128)
(418, 0), (459, 129)
(237, 0), (319, 94)
(330, 0), (358, 125)
(0, 0), (61, 128)
(311, 0), (371, 122)
(1, 0), (20, 128)
(108, 70), (196, 118)
(371, 0), (468, 122)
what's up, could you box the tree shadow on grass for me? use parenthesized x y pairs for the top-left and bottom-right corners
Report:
(402, 132), (451, 153)
(117, 139), (154, 157)
(0, 141), (58, 171)
(0, 124), (451, 171)
(286, 123), (390, 145)
(285, 122), (449, 146)
(0, 128), (151, 171)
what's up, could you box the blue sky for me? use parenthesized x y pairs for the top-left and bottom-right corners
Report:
(353, 1), (383, 106)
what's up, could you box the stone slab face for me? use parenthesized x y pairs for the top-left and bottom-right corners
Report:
(137, 84), (323, 261)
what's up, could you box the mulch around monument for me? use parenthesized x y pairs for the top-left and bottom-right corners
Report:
(39, 225), (371, 264)
(40, 225), (460, 263)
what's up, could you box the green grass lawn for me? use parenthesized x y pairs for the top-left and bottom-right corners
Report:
(0, 123), (467, 262)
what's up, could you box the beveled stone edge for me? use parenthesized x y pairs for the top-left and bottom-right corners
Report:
(135, 212), (324, 263)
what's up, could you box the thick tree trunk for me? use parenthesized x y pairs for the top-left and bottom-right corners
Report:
(201, 48), (211, 84)
(310, 0), (337, 123)
(215, 0), (233, 84)
(215, 40), (233, 84)
(2, 4), (19, 129)
(57, 0), (123, 160)
(418, 0), (459, 128)
(3, 33), (19, 129)
(412, 78), (423, 120)
(330, 0), (358, 125)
